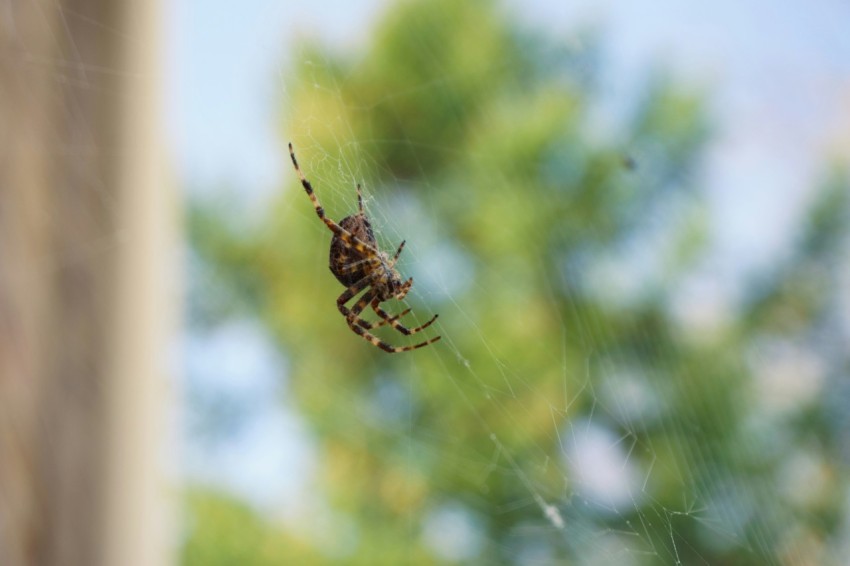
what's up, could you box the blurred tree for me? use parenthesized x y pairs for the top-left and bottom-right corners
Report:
(186, 0), (849, 563)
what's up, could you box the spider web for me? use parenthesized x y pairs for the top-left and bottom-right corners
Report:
(181, 1), (850, 565)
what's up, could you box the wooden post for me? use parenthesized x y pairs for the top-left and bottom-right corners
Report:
(0, 1), (173, 565)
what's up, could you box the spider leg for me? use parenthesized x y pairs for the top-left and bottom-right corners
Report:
(337, 280), (407, 331)
(338, 256), (381, 274)
(355, 306), (412, 331)
(390, 240), (406, 268)
(396, 277), (414, 300)
(363, 314), (406, 330)
(345, 310), (442, 354)
(378, 306), (413, 324)
(357, 306), (412, 331)
(356, 183), (364, 214)
(346, 288), (376, 321)
(336, 274), (374, 320)
(337, 282), (441, 353)
(371, 299), (439, 336)
(289, 143), (379, 255)
(335, 275), (388, 331)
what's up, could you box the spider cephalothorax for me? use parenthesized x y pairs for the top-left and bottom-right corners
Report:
(289, 142), (440, 353)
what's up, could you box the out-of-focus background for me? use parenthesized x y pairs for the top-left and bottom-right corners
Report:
(2, 0), (849, 564)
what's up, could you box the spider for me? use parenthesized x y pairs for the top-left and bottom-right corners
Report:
(288, 143), (441, 353)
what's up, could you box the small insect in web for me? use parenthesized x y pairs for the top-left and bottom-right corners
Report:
(288, 143), (441, 353)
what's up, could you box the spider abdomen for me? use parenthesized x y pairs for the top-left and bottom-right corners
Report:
(329, 214), (377, 286)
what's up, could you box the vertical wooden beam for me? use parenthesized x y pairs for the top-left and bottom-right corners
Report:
(0, 1), (56, 563)
(101, 1), (174, 565)
(0, 1), (173, 565)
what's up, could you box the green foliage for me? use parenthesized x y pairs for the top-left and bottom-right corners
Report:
(186, 0), (849, 563)
(182, 490), (322, 566)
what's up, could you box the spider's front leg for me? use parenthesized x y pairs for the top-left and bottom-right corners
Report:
(289, 142), (378, 256)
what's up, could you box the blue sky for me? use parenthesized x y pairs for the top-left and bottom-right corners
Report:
(169, 0), (850, 269)
(167, 0), (386, 199)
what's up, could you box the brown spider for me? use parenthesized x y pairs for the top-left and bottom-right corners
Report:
(288, 143), (441, 353)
